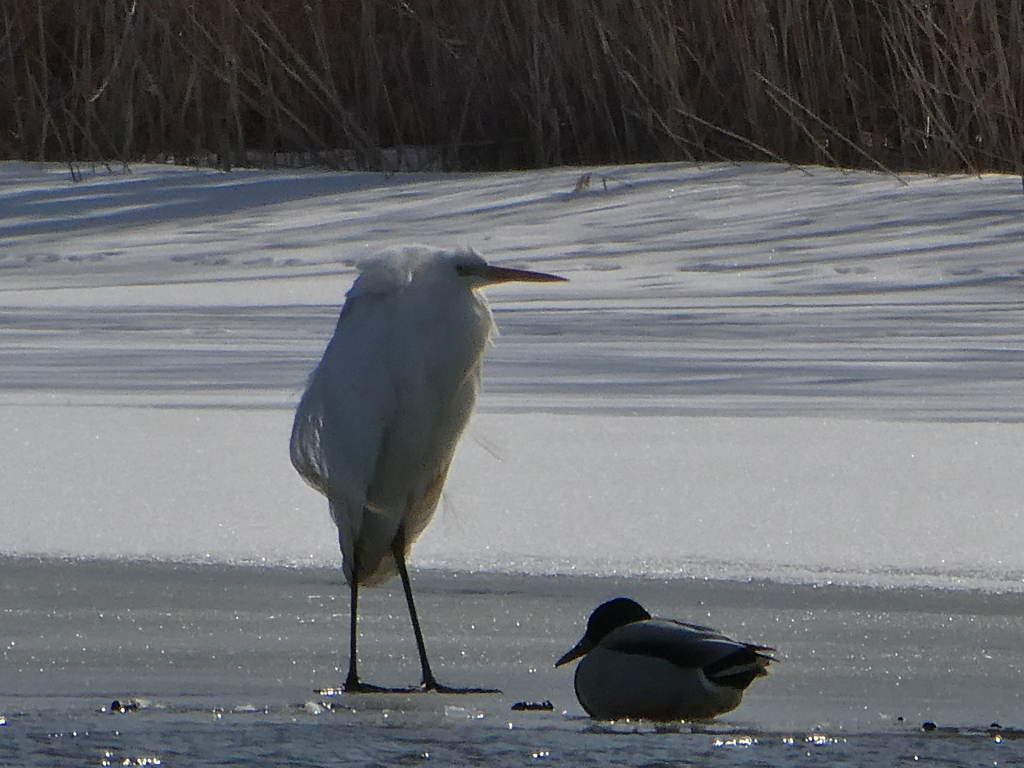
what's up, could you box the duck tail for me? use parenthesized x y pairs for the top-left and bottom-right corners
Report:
(706, 646), (774, 690)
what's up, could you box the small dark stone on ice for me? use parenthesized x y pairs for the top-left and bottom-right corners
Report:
(109, 699), (139, 713)
(922, 721), (937, 732)
(511, 700), (554, 712)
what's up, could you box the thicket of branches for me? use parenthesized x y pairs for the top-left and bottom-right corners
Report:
(2, 0), (1022, 173)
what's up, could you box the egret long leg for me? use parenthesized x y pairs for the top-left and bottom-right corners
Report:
(392, 535), (438, 688)
(341, 550), (393, 693)
(344, 571), (360, 690)
(392, 534), (500, 694)
(338, 542), (435, 694)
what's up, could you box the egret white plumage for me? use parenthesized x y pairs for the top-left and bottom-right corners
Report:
(556, 598), (773, 721)
(291, 245), (566, 693)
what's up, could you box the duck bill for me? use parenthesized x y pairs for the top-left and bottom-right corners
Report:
(555, 637), (593, 668)
(479, 265), (568, 285)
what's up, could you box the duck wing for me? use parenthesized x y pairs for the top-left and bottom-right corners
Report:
(604, 619), (774, 690)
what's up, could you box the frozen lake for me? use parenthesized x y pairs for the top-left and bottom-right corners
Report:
(3, 558), (1023, 767)
(2, 160), (1024, 765)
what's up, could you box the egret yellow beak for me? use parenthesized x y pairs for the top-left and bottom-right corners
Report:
(461, 264), (568, 285)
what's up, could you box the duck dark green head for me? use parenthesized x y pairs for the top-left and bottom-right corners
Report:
(556, 597), (652, 667)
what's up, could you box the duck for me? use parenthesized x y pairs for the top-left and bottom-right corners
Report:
(555, 597), (774, 721)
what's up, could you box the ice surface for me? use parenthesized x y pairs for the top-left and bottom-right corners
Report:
(2, 160), (1024, 763)
(2, 558), (1022, 766)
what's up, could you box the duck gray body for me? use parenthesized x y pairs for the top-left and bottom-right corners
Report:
(557, 598), (773, 721)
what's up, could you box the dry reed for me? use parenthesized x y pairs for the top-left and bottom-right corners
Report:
(1, 0), (1021, 173)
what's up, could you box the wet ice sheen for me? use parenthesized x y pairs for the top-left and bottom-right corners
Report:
(2, 560), (1024, 766)
(3, 714), (1021, 768)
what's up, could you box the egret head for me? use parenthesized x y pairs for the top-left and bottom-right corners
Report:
(349, 246), (566, 299)
(449, 249), (567, 290)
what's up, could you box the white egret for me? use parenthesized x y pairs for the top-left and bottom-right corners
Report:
(291, 245), (566, 693)
(556, 598), (774, 720)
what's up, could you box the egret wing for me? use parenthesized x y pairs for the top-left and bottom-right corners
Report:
(290, 295), (398, 584)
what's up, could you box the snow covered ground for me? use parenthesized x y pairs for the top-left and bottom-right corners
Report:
(2, 160), (1024, 765)
(3, 160), (1024, 589)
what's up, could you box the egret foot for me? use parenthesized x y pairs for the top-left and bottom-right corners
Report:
(420, 679), (501, 694)
(315, 682), (500, 695)
(314, 682), (420, 694)
(342, 681), (420, 694)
